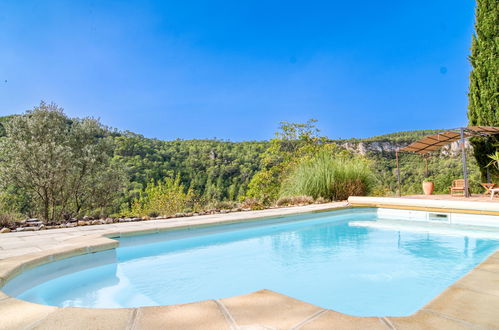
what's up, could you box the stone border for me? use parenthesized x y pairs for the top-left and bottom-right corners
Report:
(1, 201), (498, 329)
(1, 203), (329, 234)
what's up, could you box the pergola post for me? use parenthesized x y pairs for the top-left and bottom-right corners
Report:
(460, 127), (470, 197)
(396, 149), (401, 197)
(424, 156), (429, 177)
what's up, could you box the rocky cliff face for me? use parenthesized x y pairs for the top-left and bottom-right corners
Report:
(338, 140), (471, 157)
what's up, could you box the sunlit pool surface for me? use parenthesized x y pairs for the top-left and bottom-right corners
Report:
(4, 208), (499, 316)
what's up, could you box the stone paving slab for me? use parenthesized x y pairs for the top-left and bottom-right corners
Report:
(133, 300), (230, 330)
(455, 268), (499, 296)
(0, 298), (57, 330)
(220, 289), (323, 329)
(0, 201), (499, 329)
(423, 286), (499, 329)
(388, 310), (474, 330)
(32, 307), (135, 330)
(477, 257), (499, 273)
(297, 310), (389, 329)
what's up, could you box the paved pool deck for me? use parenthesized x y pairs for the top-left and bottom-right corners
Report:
(1, 200), (499, 329)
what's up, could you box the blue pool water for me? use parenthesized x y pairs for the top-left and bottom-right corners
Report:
(4, 208), (499, 316)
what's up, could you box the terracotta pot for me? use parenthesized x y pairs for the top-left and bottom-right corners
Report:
(422, 181), (434, 195)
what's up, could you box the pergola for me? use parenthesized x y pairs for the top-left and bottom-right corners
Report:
(395, 126), (499, 197)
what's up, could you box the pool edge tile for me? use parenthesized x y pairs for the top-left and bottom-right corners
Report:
(423, 286), (499, 329)
(388, 310), (475, 329)
(0, 297), (58, 330)
(30, 307), (134, 330)
(220, 289), (324, 329)
(453, 268), (499, 297)
(297, 310), (390, 330)
(133, 300), (231, 330)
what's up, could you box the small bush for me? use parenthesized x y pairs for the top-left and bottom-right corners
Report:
(291, 195), (314, 205)
(0, 213), (22, 228)
(90, 212), (106, 220)
(370, 186), (395, 197)
(245, 166), (282, 205)
(209, 200), (237, 210)
(130, 176), (191, 217)
(240, 198), (265, 210)
(148, 211), (160, 218)
(276, 196), (293, 207)
(277, 195), (315, 206)
(315, 197), (328, 204)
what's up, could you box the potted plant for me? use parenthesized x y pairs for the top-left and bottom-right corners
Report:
(422, 178), (434, 195)
(488, 150), (499, 169)
(421, 156), (434, 195)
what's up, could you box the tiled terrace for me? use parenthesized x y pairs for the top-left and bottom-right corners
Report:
(404, 194), (499, 203)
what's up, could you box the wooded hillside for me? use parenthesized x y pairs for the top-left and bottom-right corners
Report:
(0, 110), (483, 223)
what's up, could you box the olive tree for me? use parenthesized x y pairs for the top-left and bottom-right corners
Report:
(0, 102), (126, 222)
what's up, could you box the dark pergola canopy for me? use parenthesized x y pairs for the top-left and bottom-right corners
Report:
(396, 126), (499, 197)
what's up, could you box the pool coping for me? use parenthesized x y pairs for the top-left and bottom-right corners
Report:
(348, 196), (499, 215)
(1, 200), (499, 329)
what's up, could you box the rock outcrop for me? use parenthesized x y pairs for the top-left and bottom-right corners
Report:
(338, 140), (471, 157)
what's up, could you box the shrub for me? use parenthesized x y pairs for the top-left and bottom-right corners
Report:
(130, 176), (192, 217)
(148, 211), (160, 218)
(245, 166), (282, 205)
(209, 200), (237, 210)
(276, 195), (314, 207)
(291, 195), (314, 205)
(276, 196), (293, 207)
(280, 151), (374, 201)
(315, 197), (328, 204)
(369, 186), (394, 197)
(240, 198), (265, 210)
(0, 212), (22, 228)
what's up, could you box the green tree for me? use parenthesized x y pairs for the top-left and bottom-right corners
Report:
(467, 0), (499, 177)
(0, 102), (126, 222)
(246, 119), (334, 204)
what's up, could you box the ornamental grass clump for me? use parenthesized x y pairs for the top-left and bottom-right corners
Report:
(280, 151), (374, 201)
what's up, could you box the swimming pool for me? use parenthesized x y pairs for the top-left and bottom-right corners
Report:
(3, 208), (499, 316)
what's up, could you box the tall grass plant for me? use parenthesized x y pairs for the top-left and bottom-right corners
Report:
(280, 152), (374, 200)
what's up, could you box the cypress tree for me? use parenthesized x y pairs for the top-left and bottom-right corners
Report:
(467, 0), (499, 177)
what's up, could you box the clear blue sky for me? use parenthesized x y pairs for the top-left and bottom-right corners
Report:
(0, 0), (476, 141)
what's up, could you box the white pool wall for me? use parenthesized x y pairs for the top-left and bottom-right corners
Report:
(377, 208), (499, 228)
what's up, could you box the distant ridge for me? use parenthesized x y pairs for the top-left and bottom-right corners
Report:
(360, 129), (443, 143)
(0, 114), (442, 144)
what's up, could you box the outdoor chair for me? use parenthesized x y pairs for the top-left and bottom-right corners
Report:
(480, 183), (495, 196)
(490, 188), (499, 200)
(450, 179), (467, 196)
